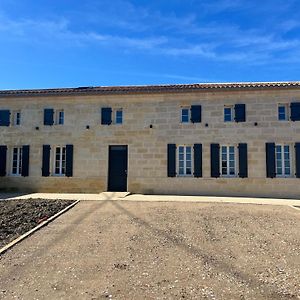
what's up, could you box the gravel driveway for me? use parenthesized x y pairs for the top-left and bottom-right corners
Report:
(0, 200), (299, 299)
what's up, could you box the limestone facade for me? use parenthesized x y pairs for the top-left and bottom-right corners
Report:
(0, 83), (300, 198)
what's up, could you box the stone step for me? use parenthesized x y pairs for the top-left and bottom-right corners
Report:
(99, 192), (130, 199)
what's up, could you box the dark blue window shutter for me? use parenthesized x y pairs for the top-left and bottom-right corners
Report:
(0, 145), (7, 176)
(234, 104), (246, 122)
(191, 105), (201, 123)
(238, 143), (248, 178)
(0, 110), (10, 126)
(194, 144), (202, 177)
(167, 144), (176, 177)
(295, 143), (300, 178)
(290, 103), (300, 121)
(44, 109), (54, 125)
(210, 144), (220, 178)
(42, 145), (51, 177)
(101, 107), (112, 125)
(21, 145), (30, 177)
(266, 143), (276, 178)
(66, 144), (73, 177)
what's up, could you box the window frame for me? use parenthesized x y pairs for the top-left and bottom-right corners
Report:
(220, 145), (237, 177)
(177, 145), (193, 177)
(180, 107), (190, 123)
(11, 146), (22, 176)
(115, 109), (123, 125)
(224, 106), (233, 122)
(278, 104), (289, 121)
(275, 144), (292, 177)
(56, 110), (64, 125)
(53, 146), (66, 176)
(13, 111), (21, 126)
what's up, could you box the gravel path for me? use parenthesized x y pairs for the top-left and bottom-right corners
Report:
(0, 200), (299, 299)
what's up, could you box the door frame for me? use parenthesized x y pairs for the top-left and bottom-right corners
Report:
(107, 145), (128, 192)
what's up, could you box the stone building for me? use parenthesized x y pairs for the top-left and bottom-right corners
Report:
(0, 81), (300, 198)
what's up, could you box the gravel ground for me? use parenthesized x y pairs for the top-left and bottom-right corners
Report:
(0, 200), (300, 299)
(0, 199), (74, 248)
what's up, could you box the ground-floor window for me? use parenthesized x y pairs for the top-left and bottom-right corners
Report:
(275, 145), (291, 177)
(54, 146), (66, 176)
(12, 147), (22, 175)
(221, 145), (236, 176)
(178, 145), (192, 176)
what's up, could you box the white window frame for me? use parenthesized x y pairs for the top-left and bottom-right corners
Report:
(275, 144), (292, 177)
(115, 109), (123, 124)
(224, 106), (233, 122)
(13, 111), (21, 126)
(11, 147), (22, 176)
(278, 104), (289, 121)
(53, 146), (66, 176)
(181, 107), (190, 123)
(55, 110), (64, 125)
(177, 145), (193, 176)
(220, 145), (237, 177)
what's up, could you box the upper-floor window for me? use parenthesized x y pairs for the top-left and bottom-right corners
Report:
(115, 109), (123, 124)
(178, 145), (192, 176)
(102, 107), (124, 125)
(56, 110), (65, 125)
(224, 104), (246, 122)
(180, 105), (202, 123)
(44, 108), (64, 126)
(54, 146), (66, 176)
(181, 108), (190, 123)
(13, 111), (21, 126)
(12, 147), (22, 176)
(278, 104), (288, 121)
(224, 106), (233, 122)
(275, 145), (291, 177)
(56, 110), (64, 125)
(221, 145), (236, 176)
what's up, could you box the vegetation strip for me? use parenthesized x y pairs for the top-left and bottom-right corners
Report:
(0, 200), (79, 255)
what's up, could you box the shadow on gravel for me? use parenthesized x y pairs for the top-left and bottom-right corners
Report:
(0, 193), (30, 200)
(112, 201), (284, 299)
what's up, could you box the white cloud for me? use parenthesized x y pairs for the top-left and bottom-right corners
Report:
(0, 0), (299, 65)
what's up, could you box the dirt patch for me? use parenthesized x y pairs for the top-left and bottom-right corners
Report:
(0, 199), (74, 249)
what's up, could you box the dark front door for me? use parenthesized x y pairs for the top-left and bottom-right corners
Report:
(108, 145), (128, 192)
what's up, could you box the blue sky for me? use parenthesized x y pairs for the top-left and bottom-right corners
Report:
(0, 0), (300, 89)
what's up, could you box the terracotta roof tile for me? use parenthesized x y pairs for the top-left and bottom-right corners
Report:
(0, 81), (300, 97)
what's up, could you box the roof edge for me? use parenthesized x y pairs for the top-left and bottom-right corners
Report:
(1, 81), (300, 97)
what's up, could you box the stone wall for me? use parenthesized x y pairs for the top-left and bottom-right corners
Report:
(0, 88), (300, 198)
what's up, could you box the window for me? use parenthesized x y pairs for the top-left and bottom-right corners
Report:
(178, 145), (192, 176)
(224, 106), (233, 122)
(275, 145), (291, 177)
(54, 146), (66, 176)
(12, 147), (22, 175)
(181, 108), (190, 123)
(13, 111), (21, 126)
(221, 145), (236, 176)
(115, 109), (123, 124)
(278, 104), (288, 121)
(56, 110), (64, 125)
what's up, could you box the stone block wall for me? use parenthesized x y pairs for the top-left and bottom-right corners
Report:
(0, 87), (300, 198)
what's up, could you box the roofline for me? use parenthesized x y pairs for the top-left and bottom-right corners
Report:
(1, 81), (300, 97)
